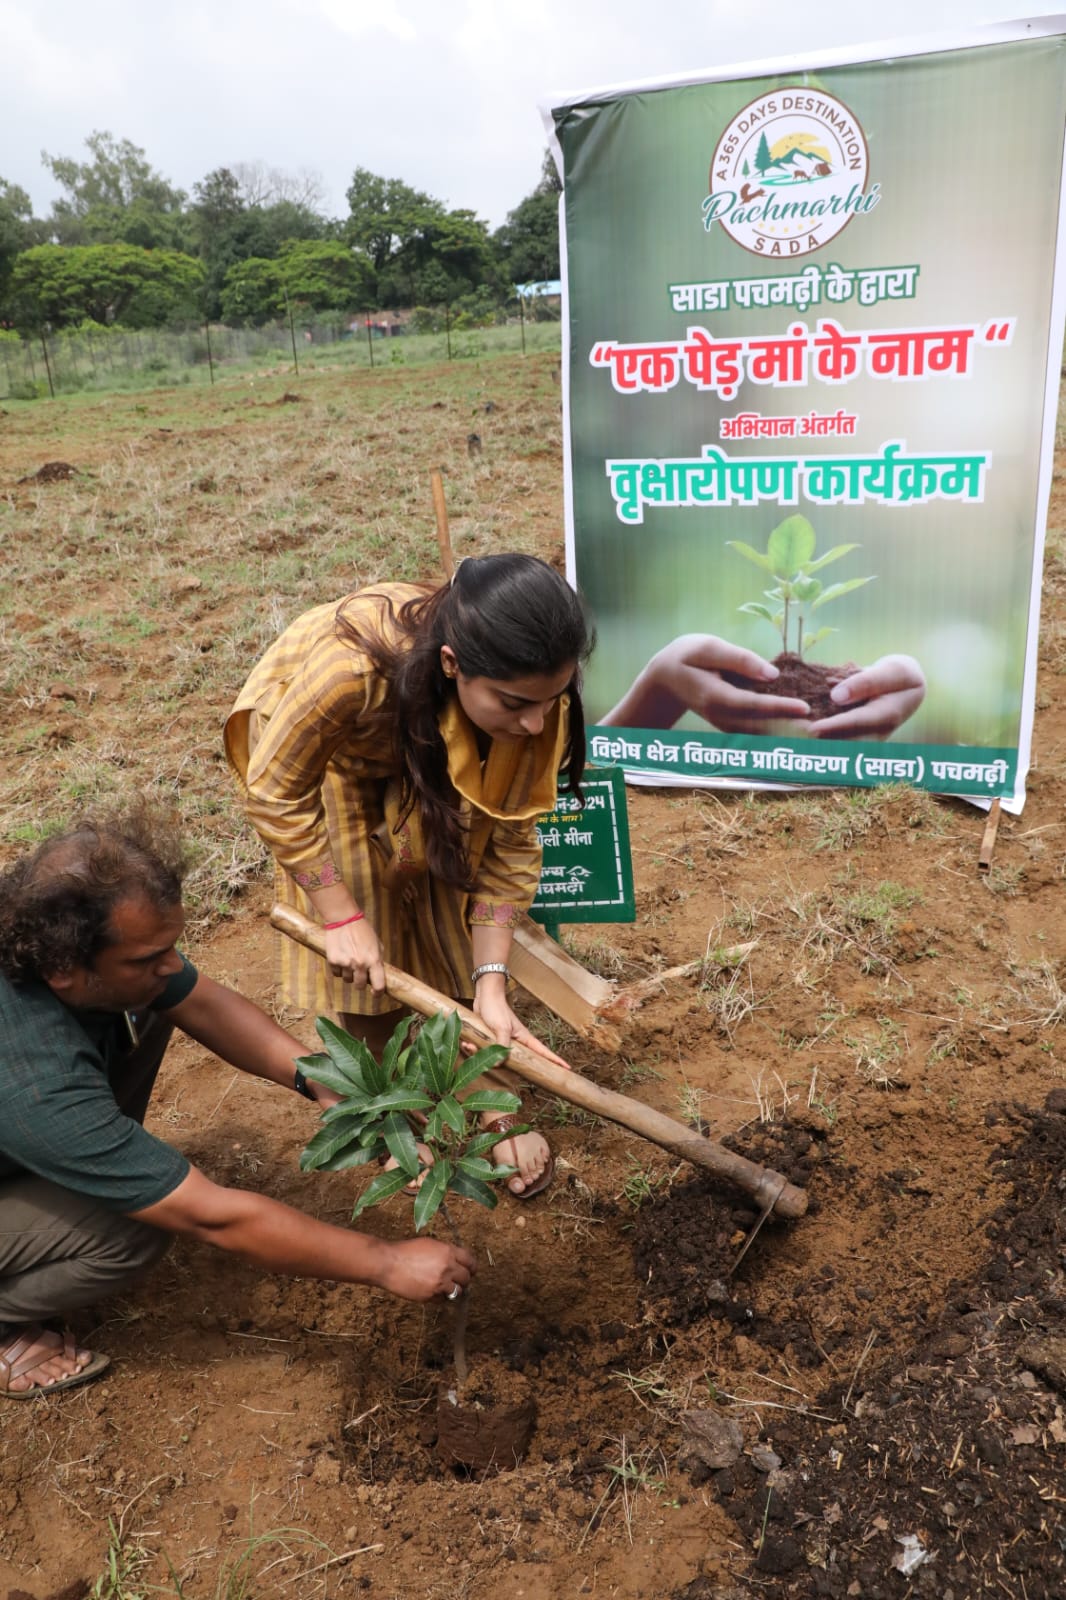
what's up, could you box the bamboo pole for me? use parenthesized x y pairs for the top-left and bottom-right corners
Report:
(430, 468), (454, 579)
(270, 903), (808, 1219)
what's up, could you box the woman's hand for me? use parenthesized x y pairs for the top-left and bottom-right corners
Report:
(808, 655), (926, 739)
(473, 982), (571, 1069)
(600, 634), (810, 733)
(323, 917), (387, 992)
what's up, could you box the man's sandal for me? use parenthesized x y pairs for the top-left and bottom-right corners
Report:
(484, 1113), (555, 1200)
(0, 1325), (110, 1400)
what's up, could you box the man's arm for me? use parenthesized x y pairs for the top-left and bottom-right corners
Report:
(131, 1166), (474, 1302)
(165, 972), (333, 1102)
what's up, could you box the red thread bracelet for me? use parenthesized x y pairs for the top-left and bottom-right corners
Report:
(323, 912), (365, 929)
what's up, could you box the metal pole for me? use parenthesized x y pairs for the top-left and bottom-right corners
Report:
(39, 332), (55, 398)
(284, 286), (300, 376)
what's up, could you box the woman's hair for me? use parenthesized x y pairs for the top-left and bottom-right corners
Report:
(337, 553), (594, 887)
(0, 797), (189, 983)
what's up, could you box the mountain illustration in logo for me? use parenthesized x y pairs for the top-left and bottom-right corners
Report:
(705, 89), (879, 258)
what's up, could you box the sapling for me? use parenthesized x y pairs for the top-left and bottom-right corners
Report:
(298, 1009), (524, 1383)
(727, 513), (875, 659)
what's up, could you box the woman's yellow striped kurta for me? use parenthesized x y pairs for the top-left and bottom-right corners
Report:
(224, 584), (566, 1016)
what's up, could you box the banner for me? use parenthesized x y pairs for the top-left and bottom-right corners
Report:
(545, 20), (1066, 809)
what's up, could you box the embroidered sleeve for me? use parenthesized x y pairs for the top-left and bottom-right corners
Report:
(468, 817), (542, 925)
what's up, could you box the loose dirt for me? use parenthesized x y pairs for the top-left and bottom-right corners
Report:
(0, 354), (1064, 1598)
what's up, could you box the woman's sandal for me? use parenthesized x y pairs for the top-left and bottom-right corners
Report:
(0, 1325), (110, 1400)
(483, 1113), (555, 1200)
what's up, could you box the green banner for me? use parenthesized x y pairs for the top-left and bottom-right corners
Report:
(547, 24), (1066, 807)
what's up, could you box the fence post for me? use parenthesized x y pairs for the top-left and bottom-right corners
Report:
(284, 287), (300, 376)
(445, 302), (452, 361)
(204, 322), (215, 385)
(365, 313), (375, 369)
(517, 287), (526, 356)
(39, 332), (55, 399)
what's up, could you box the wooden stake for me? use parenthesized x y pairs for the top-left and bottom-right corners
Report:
(270, 903), (808, 1218)
(978, 798), (1002, 872)
(430, 468), (454, 579)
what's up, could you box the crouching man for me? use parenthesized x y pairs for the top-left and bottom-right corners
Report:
(0, 802), (474, 1398)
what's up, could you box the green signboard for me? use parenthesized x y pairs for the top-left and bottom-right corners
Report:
(530, 766), (634, 926)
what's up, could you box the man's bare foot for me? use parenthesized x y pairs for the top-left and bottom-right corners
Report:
(0, 1325), (109, 1398)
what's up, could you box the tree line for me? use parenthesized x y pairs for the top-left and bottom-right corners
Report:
(0, 132), (561, 334)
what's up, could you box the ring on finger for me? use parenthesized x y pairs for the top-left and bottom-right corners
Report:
(446, 1284), (462, 1301)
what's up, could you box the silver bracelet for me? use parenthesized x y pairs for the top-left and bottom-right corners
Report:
(470, 962), (510, 986)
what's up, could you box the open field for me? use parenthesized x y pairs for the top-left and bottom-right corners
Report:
(1, 351), (1065, 1598)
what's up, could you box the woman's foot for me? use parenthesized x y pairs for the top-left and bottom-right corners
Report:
(383, 1142), (434, 1194)
(483, 1115), (555, 1198)
(0, 1325), (109, 1399)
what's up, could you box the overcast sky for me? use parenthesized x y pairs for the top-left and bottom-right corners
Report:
(0, 1), (1049, 230)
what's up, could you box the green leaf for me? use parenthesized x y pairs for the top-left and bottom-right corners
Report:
(318, 1100), (376, 1126)
(792, 576), (822, 604)
(415, 1011), (461, 1095)
(299, 1120), (366, 1171)
(801, 626), (835, 653)
(412, 1158), (453, 1231)
(437, 1095), (466, 1135)
(810, 576), (875, 610)
(314, 1017), (381, 1093)
(379, 1014), (415, 1077)
(456, 1154), (501, 1180)
(448, 1044), (510, 1093)
(357, 1088), (434, 1117)
(292, 1055), (361, 1100)
(446, 1169), (500, 1210)
(315, 1143), (380, 1173)
(382, 1112), (423, 1178)
(737, 602), (778, 624)
(766, 514), (816, 579)
(463, 1126), (528, 1160)
(461, 1089), (523, 1116)
(806, 542), (861, 573)
(352, 1165), (416, 1218)
(725, 539), (774, 572)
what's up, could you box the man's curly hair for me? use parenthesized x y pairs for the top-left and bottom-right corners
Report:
(0, 797), (190, 983)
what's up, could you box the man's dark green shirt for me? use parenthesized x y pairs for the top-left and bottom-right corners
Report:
(0, 959), (197, 1210)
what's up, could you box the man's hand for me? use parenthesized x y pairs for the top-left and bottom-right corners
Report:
(374, 1239), (477, 1302)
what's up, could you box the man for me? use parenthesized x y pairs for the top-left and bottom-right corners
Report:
(0, 801), (474, 1399)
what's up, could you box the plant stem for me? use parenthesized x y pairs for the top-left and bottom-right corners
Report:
(439, 1202), (469, 1385)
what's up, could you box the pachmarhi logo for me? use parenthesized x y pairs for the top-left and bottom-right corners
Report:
(704, 89), (880, 258)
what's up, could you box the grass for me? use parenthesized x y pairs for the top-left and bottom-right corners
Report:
(0, 348), (566, 941)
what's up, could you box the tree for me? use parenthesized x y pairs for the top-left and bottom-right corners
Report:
(344, 168), (443, 275)
(41, 131), (187, 249)
(191, 167), (330, 319)
(220, 241), (373, 325)
(8, 243), (203, 330)
(230, 161), (326, 212)
(494, 150), (561, 284)
(0, 181), (39, 311)
(755, 133), (773, 176)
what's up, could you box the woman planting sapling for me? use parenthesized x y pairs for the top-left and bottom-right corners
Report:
(226, 554), (593, 1198)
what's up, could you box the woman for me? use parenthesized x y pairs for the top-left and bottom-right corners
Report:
(225, 553), (593, 1197)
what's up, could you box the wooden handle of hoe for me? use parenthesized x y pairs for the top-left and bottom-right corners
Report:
(270, 904), (808, 1220)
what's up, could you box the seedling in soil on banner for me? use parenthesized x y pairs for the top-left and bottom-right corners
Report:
(727, 513), (874, 660)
